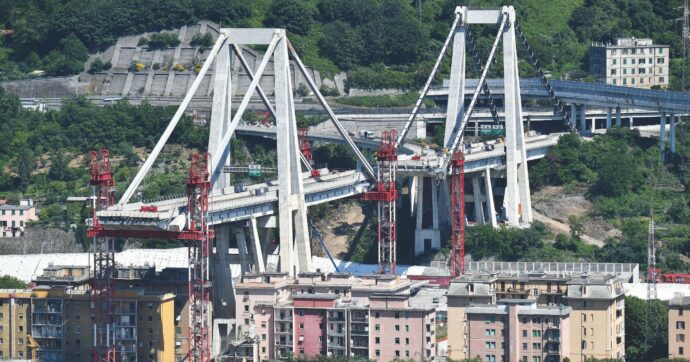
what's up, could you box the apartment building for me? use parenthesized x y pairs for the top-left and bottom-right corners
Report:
(0, 199), (38, 238)
(447, 271), (626, 362)
(590, 37), (670, 89)
(462, 299), (571, 362)
(0, 286), (176, 362)
(235, 272), (437, 361)
(669, 295), (690, 359)
(27, 264), (191, 361)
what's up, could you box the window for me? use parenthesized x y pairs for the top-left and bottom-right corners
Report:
(658, 48), (664, 54)
(375, 324), (380, 331)
(657, 58), (665, 64)
(148, 302), (153, 309)
(680, 309), (684, 316)
(639, 68), (646, 74)
(677, 321), (686, 330)
(613, 79), (617, 85)
(485, 356), (496, 362)
(532, 343), (541, 350)
(623, 69), (627, 75)
(375, 337), (380, 344)
(485, 316), (495, 324)
(405, 337), (409, 345)
(632, 78), (635, 84)
(623, 59), (627, 65)
(375, 350), (380, 357)
(395, 350), (400, 357)
(639, 58), (645, 64)
(649, 57), (653, 63)
(485, 329), (496, 336)
(405, 325), (409, 332)
(631, 58), (635, 64)
(631, 68), (635, 75)
(18, 313), (23, 320)
(523, 330), (527, 337)
(581, 340), (587, 349)
(76, 327), (81, 334)
(610, 69), (616, 75)
(532, 330), (541, 337)
(395, 312), (400, 319)
(395, 325), (400, 331)
(522, 343), (527, 350)
(680, 347), (685, 355)
(299, 323), (304, 329)
(148, 328), (153, 335)
(532, 357), (541, 362)
(298, 310), (304, 317)
(395, 337), (400, 344)
(623, 78), (627, 85)
(18, 338), (22, 345)
(375, 312), (380, 318)
(611, 49), (617, 55)
(485, 342), (496, 349)
(18, 326), (22, 332)
(677, 334), (685, 342)
(660, 77), (665, 83)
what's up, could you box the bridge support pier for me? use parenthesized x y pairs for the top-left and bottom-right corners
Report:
(211, 225), (235, 318)
(579, 104), (587, 133)
(606, 107), (612, 129)
(234, 227), (251, 274)
(570, 104), (577, 129)
(472, 176), (485, 225)
(484, 169), (497, 227)
(660, 112), (667, 160)
(414, 177), (441, 256)
(670, 114), (677, 154)
(616, 106), (622, 127)
(249, 218), (265, 272)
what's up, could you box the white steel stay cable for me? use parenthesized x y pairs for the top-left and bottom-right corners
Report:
(394, 12), (462, 149)
(287, 39), (377, 180)
(118, 34), (228, 205)
(443, 14), (508, 171)
(230, 44), (313, 172)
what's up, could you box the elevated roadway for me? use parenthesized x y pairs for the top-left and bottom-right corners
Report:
(95, 131), (560, 233)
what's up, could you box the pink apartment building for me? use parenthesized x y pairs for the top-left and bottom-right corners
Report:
(0, 199), (38, 237)
(235, 272), (438, 361)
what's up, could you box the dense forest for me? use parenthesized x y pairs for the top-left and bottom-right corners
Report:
(1, 0), (690, 89)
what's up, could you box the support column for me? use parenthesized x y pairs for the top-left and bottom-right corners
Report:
(616, 106), (622, 127)
(484, 169), (497, 227)
(249, 218), (265, 272)
(606, 107), (612, 129)
(443, 8), (467, 147)
(211, 225), (234, 318)
(409, 176), (418, 216)
(234, 227), (250, 274)
(501, 6), (532, 226)
(570, 104), (577, 129)
(275, 32), (311, 274)
(208, 43), (232, 189)
(416, 120), (427, 139)
(670, 114), (677, 154)
(579, 104), (587, 132)
(431, 180), (440, 250)
(660, 112), (668, 159)
(472, 176), (485, 225)
(415, 177), (425, 255)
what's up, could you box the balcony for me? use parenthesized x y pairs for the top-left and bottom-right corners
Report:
(351, 328), (368, 335)
(350, 315), (368, 323)
(275, 328), (292, 334)
(329, 315), (346, 322)
(329, 329), (347, 336)
(275, 341), (292, 348)
(33, 307), (62, 314)
(329, 344), (347, 349)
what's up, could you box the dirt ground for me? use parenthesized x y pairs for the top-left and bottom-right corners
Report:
(532, 186), (620, 244)
(312, 202), (365, 258)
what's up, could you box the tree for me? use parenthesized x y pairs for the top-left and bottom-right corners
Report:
(264, 0), (314, 36)
(318, 21), (364, 70)
(625, 296), (668, 362)
(0, 275), (27, 289)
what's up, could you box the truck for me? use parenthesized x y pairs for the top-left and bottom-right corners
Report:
(358, 130), (375, 139)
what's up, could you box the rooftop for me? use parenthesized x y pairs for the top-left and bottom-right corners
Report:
(670, 295), (690, 307)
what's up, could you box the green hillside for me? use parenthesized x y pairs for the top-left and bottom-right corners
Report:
(0, 0), (688, 89)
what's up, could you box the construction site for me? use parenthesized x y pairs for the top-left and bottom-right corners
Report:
(0, 5), (690, 362)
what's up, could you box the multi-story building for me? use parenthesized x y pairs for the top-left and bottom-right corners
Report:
(462, 299), (571, 362)
(447, 271), (626, 362)
(590, 37), (670, 89)
(669, 295), (690, 359)
(0, 199), (38, 238)
(235, 272), (438, 361)
(0, 286), (176, 362)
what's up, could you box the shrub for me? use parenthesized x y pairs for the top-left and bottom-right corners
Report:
(190, 32), (214, 51)
(88, 58), (112, 74)
(319, 84), (339, 97)
(145, 32), (181, 50)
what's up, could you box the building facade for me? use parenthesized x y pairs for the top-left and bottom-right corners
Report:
(669, 296), (690, 359)
(0, 199), (38, 238)
(235, 272), (437, 361)
(590, 37), (670, 89)
(463, 299), (571, 362)
(447, 271), (626, 362)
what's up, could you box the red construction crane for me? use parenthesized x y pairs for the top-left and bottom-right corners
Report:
(186, 153), (213, 362)
(87, 149), (117, 362)
(88, 152), (213, 362)
(299, 128), (320, 177)
(450, 151), (465, 278)
(362, 130), (398, 274)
